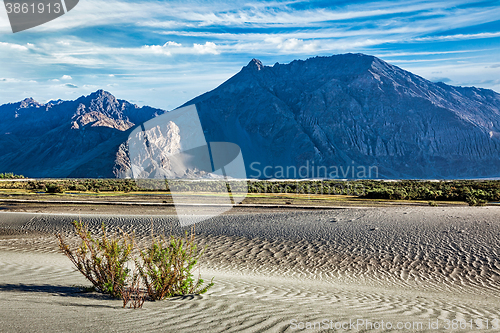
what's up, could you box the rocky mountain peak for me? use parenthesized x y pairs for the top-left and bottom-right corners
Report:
(88, 89), (114, 100)
(88, 90), (118, 108)
(246, 58), (264, 71)
(75, 90), (123, 118)
(0, 90), (165, 177)
(70, 90), (136, 130)
(19, 97), (42, 108)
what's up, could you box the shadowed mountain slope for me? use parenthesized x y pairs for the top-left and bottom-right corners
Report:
(182, 54), (500, 179)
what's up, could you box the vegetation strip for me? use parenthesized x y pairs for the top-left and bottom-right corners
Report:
(0, 198), (348, 210)
(0, 178), (499, 206)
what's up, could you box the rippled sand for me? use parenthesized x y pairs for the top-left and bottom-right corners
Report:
(0, 206), (499, 332)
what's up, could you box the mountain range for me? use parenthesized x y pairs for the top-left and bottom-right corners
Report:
(2, 53), (500, 179)
(0, 90), (163, 177)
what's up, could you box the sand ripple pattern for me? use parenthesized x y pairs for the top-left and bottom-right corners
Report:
(1, 251), (500, 333)
(1, 207), (500, 332)
(2, 207), (499, 295)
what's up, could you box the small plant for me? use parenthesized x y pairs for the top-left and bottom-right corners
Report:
(428, 201), (438, 207)
(57, 221), (214, 308)
(57, 221), (134, 298)
(136, 228), (214, 301)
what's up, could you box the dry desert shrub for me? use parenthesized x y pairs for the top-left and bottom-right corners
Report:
(136, 227), (214, 301)
(56, 221), (134, 298)
(57, 221), (214, 308)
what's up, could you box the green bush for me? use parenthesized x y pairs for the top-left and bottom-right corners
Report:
(392, 189), (407, 200)
(137, 230), (214, 301)
(57, 221), (134, 298)
(57, 222), (213, 307)
(0, 172), (24, 179)
(358, 180), (499, 204)
(5, 177), (500, 206)
(364, 188), (394, 199)
(46, 183), (65, 193)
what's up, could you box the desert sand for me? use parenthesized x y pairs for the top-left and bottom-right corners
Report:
(1, 205), (500, 332)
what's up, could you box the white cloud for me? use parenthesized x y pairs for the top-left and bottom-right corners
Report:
(193, 42), (219, 55)
(0, 42), (29, 51)
(0, 78), (21, 83)
(22, 0), (172, 32)
(374, 49), (492, 57)
(61, 75), (73, 80)
(142, 44), (172, 55)
(132, 0), (499, 37)
(0, 78), (38, 84)
(19, 0), (491, 37)
(141, 41), (182, 55)
(413, 32), (500, 42)
(147, 1), (466, 29)
(164, 41), (182, 47)
(391, 61), (500, 91)
(265, 37), (319, 52)
(141, 41), (219, 55)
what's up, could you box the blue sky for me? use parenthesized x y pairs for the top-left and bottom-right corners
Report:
(0, 0), (499, 110)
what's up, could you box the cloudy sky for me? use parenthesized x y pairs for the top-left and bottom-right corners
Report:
(0, 0), (499, 110)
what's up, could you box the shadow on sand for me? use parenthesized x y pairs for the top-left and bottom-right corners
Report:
(0, 283), (113, 301)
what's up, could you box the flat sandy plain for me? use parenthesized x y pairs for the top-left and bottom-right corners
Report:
(0, 201), (500, 332)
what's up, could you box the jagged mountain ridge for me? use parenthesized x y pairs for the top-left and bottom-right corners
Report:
(1, 54), (500, 178)
(0, 90), (164, 177)
(182, 53), (500, 178)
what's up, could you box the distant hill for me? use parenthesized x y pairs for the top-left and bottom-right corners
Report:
(2, 54), (500, 179)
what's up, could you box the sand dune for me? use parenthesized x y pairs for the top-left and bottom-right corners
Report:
(1, 207), (500, 332)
